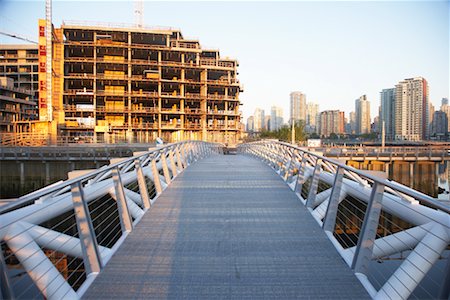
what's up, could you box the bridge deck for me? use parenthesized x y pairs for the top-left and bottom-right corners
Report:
(84, 155), (369, 299)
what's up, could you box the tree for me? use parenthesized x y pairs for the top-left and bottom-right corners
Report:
(260, 120), (306, 143)
(329, 132), (338, 139)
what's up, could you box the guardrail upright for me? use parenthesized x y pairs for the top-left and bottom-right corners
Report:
(294, 153), (308, 195)
(71, 181), (103, 275)
(305, 158), (322, 209)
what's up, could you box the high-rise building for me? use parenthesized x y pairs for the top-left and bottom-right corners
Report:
(380, 88), (396, 140)
(443, 98), (449, 106)
(253, 108), (265, 132)
(10, 21), (242, 144)
(0, 45), (39, 106)
(395, 77), (429, 141)
(431, 111), (448, 140)
(290, 91), (306, 124)
(246, 116), (254, 132)
(270, 106), (283, 131)
(355, 95), (371, 134)
(0, 77), (36, 133)
(305, 102), (319, 133)
(264, 115), (271, 131)
(348, 111), (356, 134)
(440, 101), (450, 135)
(372, 116), (380, 133)
(319, 110), (345, 137)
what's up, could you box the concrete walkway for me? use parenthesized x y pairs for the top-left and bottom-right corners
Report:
(84, 155), (369, 299)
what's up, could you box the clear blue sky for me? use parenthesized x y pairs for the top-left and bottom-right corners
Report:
(1, 0), (448, 123)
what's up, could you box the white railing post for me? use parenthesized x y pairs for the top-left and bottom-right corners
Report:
(71, 181), (103, 274)
(180, 144), (189, 168)
(306, 158), (322, 208)
(175, 147), (185, 170)
(134, 159), (151, 210)
(322, 166), (345, 232)
(160, 153), (172, 184)
(295, 153), (307, 194)
(168, 149), (178, 177)
(283, 148), (294, 181)
(111, 167), (133, 233)
(151, 159), (163, 194)
(352, 181), (385, 274)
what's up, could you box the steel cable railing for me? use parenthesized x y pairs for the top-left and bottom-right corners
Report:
(239, 140), (450, 300)
(0, 141), (220, 299)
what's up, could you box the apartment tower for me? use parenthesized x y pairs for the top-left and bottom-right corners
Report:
(305, 102), (319, 133)
(270, 106), (283, 131)
(319, 110), (345, 137)
(355, 95), (371, 134)
(253, 108), (265, 132)
(394, 77), (429, 141)
(380, 88), (396, 140)
(290, 91), (306, 125)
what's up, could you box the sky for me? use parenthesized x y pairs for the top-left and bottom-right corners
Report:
(0, 0), (449, 123)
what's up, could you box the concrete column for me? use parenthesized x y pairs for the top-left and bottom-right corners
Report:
(45, 162), (50, 185)
(127, 31), (133, 143)
(200, 69), (208, 141)
(19, 161), (25, 186)
(384, 162), (390, 178)
(93, 32), (97, 142)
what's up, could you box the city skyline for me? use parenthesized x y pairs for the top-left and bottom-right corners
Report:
(0, 1), (448, 122)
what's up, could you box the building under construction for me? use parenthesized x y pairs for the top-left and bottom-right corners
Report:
(0, 45), (39, 99)
(48, 21), (242, 144)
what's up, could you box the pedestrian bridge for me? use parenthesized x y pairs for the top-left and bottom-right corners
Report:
(1, 141), (449, 299)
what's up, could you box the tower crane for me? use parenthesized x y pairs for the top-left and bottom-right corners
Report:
(0, 31), (38, 44)
(134, 0), (144, 28)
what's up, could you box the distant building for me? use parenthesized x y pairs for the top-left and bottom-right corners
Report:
(372, 116), (380, 133)
(348, 111), (356, 134)
(355, 95), (371, 134)
(305, 102), (319, 133)
(345, 116), (352, 134)
(0, 45), (39, 105)
(440, 101), (450, 136)
(431, 111), (448, 140)
(395, 77), (429, 141)
(270, 106), (283, 131)
(253, 108), (265, 132)
(264, 115), (271, 131)
(246, 116), (254, 132)
(380, 88), (396, 140)
(290, 91), (306, 124)
(0, 77), (36, 133)
(319, 110), (345, 137)
(443, 98), (449, 106)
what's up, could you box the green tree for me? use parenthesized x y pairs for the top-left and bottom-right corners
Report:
(260, 120), (306, 143)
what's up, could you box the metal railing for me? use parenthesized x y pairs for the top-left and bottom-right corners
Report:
(239, 140), (450, 300)
(319, 146), (450, 161)
(0, 141), (220, 299)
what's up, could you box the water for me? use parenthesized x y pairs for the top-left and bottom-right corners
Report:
(346, 160), (450, 200)
(438, 161), (450, 201)
(1, 159), (449, 200)
(0, 160), (108, 199)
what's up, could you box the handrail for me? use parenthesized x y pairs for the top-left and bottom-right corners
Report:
(239, 140), (450, 300)
(0, 140), (222, 299)
(275, 141), (450, 214)
(0, 142), (203, 214)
